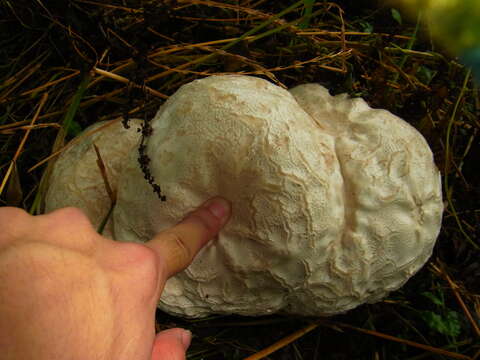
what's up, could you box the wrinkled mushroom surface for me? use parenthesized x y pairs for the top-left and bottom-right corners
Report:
(46, 75), (443, 317)
(45, 119), (142, 237)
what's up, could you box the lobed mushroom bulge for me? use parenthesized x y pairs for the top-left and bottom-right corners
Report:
(45, 119), (143, 238)
(45, 75), (443, 317)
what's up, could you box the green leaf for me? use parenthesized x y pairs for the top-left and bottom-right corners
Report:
(359, 21), (373, 34)
(67, 119), (83, 136)
(62, 75), (91, 137)
(299, 0), (315, 29)
(444, 311), (462, 337)
(417, 65), (437, 85)
(420, 310), (462, 337)
(391, 8), (403, 25)
(421, 291), (444, 306)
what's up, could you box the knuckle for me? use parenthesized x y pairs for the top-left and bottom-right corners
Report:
(46, 207), (95, 234)
(0, 206), (29, 225)
(49, 207), (90, 224)
(137, 245), (161, 292)
(122, 242), (160, 270)
(0, 206), (29, 218)
(42, 207), (98, 251)
(0, 207), (30, 244)
(116, 242), (160, 292)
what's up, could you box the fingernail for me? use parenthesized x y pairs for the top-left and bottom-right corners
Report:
(205, 197), (231, 220)
(180, 329), (192, 348)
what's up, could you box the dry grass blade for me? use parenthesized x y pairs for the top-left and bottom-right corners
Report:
(5, 163), (23, 206)
(0, 52), (48, 100)
(72, 0), (142, 13)
(16, 70), (80, 99)
(0, 92), (48, 195)
(327, 321), (473, 360)
(0, 123), (61, 134)
(147, 0), (305, 83)
(92, 143), (116, 235)
(27, 119), (122, 173)
(0, 62), (43, 102)
(431, 261), (480, 338)
(443, 69), (479, 250)
(298, 30), (412, 40)
(92, 143), (115, 204)
(0, 120), (30, 131)
(148, 44), (283, 87)
(473, 346), (480, 360)
(36, 88), (126, 122)
(243, 323), (318, 360)
(93, 67), (168, 99)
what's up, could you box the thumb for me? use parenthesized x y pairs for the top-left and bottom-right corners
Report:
(151, 328), (192, 360)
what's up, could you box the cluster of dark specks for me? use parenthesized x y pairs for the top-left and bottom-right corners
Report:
(118, 12), (168, 202)
(138, 119), (167, 202)
(122, 107), (167, 202)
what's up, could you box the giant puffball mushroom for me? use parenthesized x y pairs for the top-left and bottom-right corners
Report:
(45, 75), (443, 317)
(45, 119), (142, 238)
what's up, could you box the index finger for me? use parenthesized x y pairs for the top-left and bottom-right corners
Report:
(145, 197), (231, 280)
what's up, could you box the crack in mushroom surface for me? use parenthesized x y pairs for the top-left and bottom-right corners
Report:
(45, 75), (443, 317)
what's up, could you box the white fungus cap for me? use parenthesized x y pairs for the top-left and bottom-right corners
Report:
(46, 75), (443, 317)
(114, 75), (443, 317)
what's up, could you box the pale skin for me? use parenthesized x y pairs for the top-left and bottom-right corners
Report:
(0, 197), (231, 360)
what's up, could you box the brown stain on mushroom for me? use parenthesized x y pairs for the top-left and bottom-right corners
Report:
(161, 151), (174, 164)
(175, 129), (187, 137)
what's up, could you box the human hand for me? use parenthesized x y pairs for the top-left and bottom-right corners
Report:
(0, 197), (231, 360)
